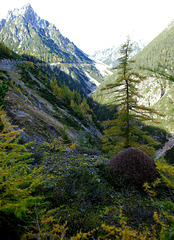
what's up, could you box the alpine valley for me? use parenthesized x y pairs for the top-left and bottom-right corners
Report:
(0, 3), (174, 153)
(0, 3), (174, 240)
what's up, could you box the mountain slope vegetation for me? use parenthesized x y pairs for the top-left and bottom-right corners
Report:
(0, 92), (174, 239)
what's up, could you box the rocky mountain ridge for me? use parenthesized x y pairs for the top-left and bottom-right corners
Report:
(0, 4), (103, 95)
(0, 4), (86, 62)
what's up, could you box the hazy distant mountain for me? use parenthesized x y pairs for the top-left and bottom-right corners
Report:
(90, 41), (146, 67)
(0, 4), (104, 95)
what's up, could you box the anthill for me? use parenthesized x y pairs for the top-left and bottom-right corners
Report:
(108, 147), (159, 184)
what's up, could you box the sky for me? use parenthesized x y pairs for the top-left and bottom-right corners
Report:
(0, 0), (174, 54)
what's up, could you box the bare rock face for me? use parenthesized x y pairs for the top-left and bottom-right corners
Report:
(108, 147), (159, 184)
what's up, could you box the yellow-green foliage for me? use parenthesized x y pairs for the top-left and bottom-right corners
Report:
(0, 109), (44, 218)
(43, 136), (69, 153)
(50, 78), (93, 120)
(70, 158), (174, 240)
(22, 208), (68, 240)
(156, 159), (174, 191)
(1, 108), (173, 239)
(143, 178), (161, 198)
(71, 208), (163, 240)
(0, 110), (72, 238)
(143, 166), (174, 239)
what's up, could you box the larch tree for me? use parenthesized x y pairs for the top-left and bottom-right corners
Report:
(102, 39), (160, 157)
(0, 109), (44, 218)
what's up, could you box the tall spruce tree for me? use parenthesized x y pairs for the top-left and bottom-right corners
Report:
(102, 39), (159, 157)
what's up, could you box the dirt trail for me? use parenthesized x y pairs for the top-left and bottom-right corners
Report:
(156, 136), (174, 159)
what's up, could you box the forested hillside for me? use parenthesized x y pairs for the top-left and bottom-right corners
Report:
(0, 41), (22, 60)
(132, 20), (174, 69)
(1, 38), (174, 239)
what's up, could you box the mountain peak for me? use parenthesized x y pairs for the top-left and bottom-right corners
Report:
(2, 3), (51, 33)
(8, 3), (33, 15)
(0, 3), (103, 95)
(20, 3), (34, 14)
(4, 3), (37, 23)
(23, 3), (32, 9)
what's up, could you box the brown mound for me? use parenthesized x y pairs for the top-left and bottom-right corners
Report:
(108, 147), (159, 183)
